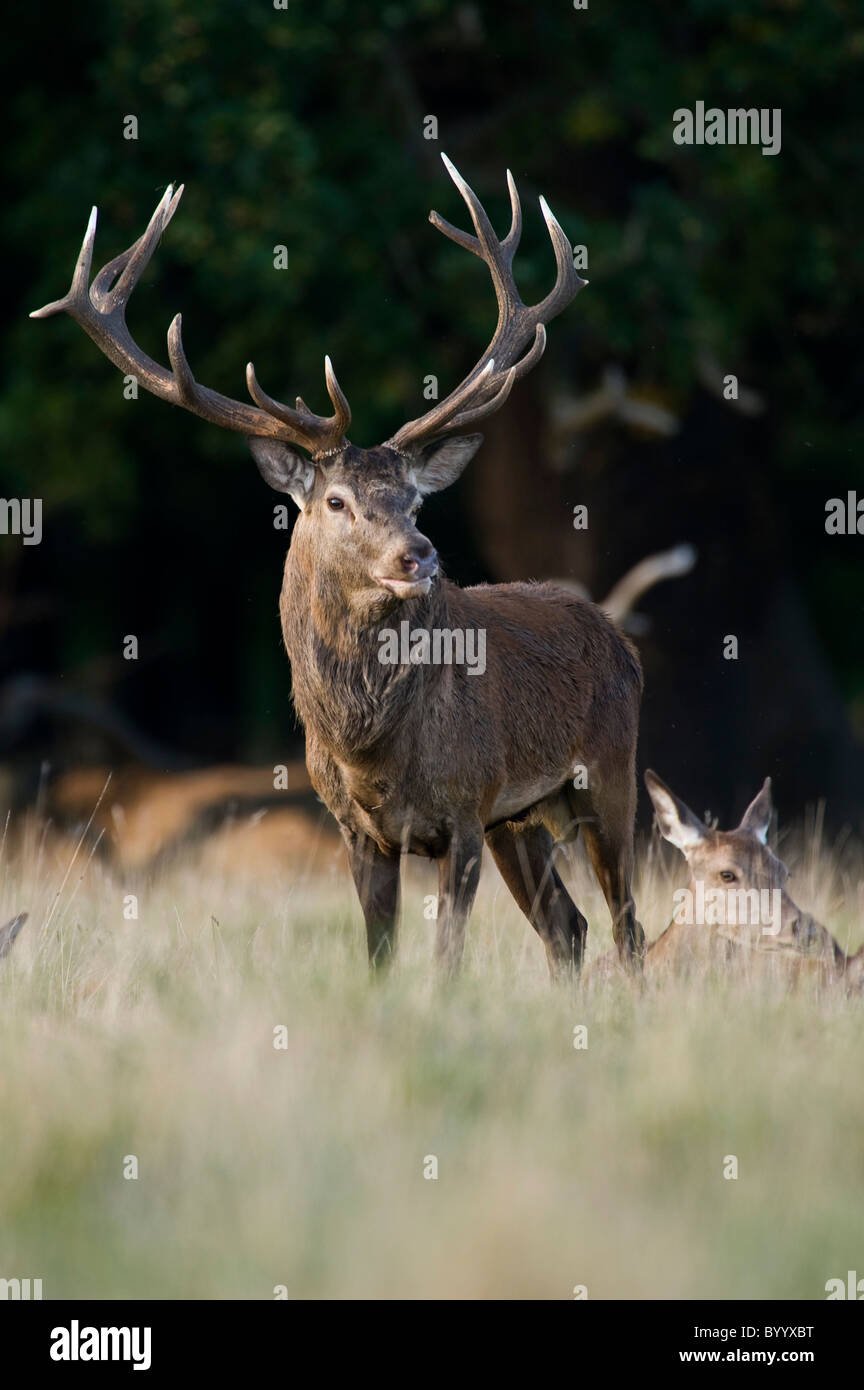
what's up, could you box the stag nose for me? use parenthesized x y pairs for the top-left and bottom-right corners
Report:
(400, 539), (438, 579)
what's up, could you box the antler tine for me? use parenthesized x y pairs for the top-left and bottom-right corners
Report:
(323, 355), (352, 435)
(435, 157), (521, 271)
(246, 354), (351, 452)
(445, 366), (517, 433)
(29, 204), (99, 321)
(501, 169), (523, 261)
(509, 323), (546, 382)
(422, 358), (500, 433)
(166, 312), (199, 405)
(388, 155), (586, 454)
(433, 155), (501, 263)
(70, 206), (99, 302)
(538, 195), (587, 319)
(30, 187), (351, 457)
(94, 183), (180, 310)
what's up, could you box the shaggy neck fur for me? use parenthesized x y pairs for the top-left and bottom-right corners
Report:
(281, 538), (450, 760)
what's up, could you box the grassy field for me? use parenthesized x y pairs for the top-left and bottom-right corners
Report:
(1, 808), (863, 1301)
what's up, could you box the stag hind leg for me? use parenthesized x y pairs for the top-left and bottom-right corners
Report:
(486, 820), (587, 979)
(567, 769), (644, 968)
(344, 830), (401, 970)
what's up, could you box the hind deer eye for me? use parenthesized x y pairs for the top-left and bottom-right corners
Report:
(327, 496), (345, 511)
(720, 870), (737, 883)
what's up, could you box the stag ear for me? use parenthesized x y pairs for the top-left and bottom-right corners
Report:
(644, 769), (708, 852)
(414, 434), (484, 496)
(248, 438), (316, 509)
(739, 778), (772, 844)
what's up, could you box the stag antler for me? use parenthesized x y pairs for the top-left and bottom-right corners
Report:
(388, 154), (586, 455)
(30, 186), (351, 458)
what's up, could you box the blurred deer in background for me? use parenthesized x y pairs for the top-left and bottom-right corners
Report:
(0, 674), (341, 876)
(549, 364), (681, 446)
(47, 761), (340, 875)
(593, 771), (864, 990)
(548, 543), (696, 635)
(32, 154), (644, 978)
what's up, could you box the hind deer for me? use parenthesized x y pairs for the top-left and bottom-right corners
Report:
(592, 770), (864, 990)
(31, 155), (644, 978)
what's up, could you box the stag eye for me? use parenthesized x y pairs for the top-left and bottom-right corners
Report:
(720, 870), (737, 883)
(326, 496), (345, 511)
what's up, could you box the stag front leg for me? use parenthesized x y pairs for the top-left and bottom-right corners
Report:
(434, 825), (484, 977)
(344, 831), (401, 970)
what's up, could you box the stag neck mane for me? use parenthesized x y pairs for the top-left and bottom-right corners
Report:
(281, 535), (452, 760)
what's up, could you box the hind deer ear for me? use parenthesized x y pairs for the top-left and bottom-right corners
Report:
(414, 434), (484, 496)
(644, 769), (708, 852)
(248, 438), (316, 509)
(739, 778), (772, 844)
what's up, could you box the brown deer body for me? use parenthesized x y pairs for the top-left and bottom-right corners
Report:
(283, 506), (642, 971)
(31, 156), (644, 976)
(593, 770), (864, 991)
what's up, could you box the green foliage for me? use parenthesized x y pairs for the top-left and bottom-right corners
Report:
(2, 0), (862, 745)
(7, 0), (862, 476)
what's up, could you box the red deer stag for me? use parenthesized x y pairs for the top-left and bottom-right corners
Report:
(31, 155), (644, 978)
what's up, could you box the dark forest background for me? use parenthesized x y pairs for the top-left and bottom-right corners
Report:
(2, 0), (862, 828)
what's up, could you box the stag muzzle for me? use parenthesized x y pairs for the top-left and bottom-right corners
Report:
(375, 535), (438, 600)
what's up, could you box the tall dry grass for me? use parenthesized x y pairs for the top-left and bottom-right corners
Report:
(0, 806), (862, 1299)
